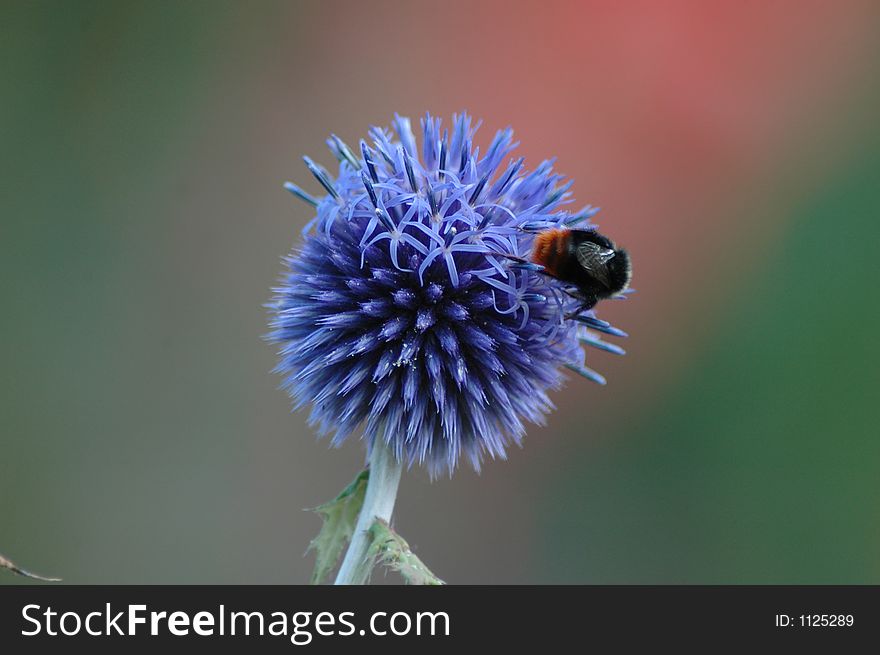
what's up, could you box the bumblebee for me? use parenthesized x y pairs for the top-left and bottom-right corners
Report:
(531, 228), (631, 312)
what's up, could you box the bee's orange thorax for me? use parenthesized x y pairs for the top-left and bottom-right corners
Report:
(531, 228), (570, 276)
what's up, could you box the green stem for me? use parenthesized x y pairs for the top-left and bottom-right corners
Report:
(334, 438), (402, 585)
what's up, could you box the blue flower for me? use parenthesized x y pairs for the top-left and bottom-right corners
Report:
(269, 113), (628, 477)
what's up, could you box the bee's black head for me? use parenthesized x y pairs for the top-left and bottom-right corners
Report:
(568, 228), (632, 297)
(606, 247), (631, 294)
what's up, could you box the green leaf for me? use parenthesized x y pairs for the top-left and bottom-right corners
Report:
(306, 469), (369, 585)
(366, 519), (444, 585)
(0, 551), (61, 582)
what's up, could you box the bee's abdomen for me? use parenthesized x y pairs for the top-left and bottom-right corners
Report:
(531, 228), (570, 276)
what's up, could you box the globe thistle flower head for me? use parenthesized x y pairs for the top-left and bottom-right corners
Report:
(269, 113), (628, 477)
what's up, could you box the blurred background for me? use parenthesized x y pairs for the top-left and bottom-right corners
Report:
(2, 0), (879, 584)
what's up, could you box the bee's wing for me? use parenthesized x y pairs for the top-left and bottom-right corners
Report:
(575, 241), (616, 286)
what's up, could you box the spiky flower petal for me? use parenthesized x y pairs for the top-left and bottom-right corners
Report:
(269, 113), (627, 476)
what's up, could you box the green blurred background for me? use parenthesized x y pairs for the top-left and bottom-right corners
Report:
(2, 1), (878, 584)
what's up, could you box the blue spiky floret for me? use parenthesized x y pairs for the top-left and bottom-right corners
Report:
(269, 113), (628, 477)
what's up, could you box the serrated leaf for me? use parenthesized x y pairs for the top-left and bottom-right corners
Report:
(306, 469), (369, 585)
(366, 519), (444, 585)
(1, 551), (61, 582)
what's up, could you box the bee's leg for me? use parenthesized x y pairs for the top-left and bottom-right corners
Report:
(563, 293), (597, 319)
(495, 252), (564, 280)
(490, 253), (595, 315)
(497, 253), (530, 266)
(495, 252), (540, 269)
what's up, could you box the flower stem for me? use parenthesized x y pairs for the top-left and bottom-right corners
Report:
(334, 438), (402, 585)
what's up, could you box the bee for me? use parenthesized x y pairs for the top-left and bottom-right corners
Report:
(530, 228), (631, 313)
